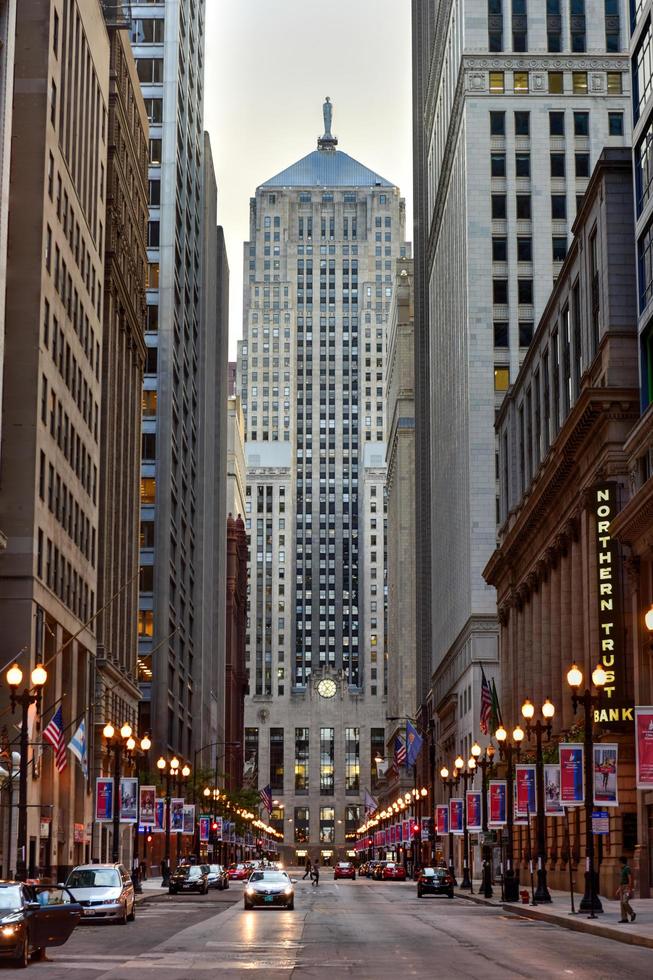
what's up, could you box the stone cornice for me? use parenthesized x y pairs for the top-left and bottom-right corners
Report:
(611, 475), (653, 551)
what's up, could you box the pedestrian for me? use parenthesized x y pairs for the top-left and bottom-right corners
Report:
(311, 860), (320, 887)
(302, 858), (312, 880)
(617, 855), (636, 923)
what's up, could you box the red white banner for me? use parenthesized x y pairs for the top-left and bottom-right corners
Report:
(635, 707), (653, 789)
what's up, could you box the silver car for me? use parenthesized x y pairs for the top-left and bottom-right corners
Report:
(243, 870), (295, 910)
(65, 864), (135, 924)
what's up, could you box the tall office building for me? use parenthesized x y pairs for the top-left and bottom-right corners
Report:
(238, 102), (408, 861)
(414, 1), (631, 773)
(129, 3), (228, 763)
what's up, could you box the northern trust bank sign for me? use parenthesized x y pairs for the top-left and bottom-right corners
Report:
(593, 485), (633, 725)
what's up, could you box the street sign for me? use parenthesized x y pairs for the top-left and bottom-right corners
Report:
(592, 810), (610, 835)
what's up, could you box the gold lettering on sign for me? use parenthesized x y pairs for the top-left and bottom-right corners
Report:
(594, 487), (621, 704)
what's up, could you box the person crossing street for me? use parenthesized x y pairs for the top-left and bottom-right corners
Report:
(311, 860), (320, 887)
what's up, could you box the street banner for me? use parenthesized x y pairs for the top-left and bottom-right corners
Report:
(488, 780), (507, 826)
(449, 798), (463, 835)
(544, 765), (564, 816)
(559, 743), (584, 805)
(513, 781), (527, 825)
(592, 810), (610, 835)
(515, 765), (536, 817)
(139, 785), (156, 825)
(635, 707), (653, 789)
(593, 744), (618, 806)
(436, 804), (449, 836)
(403, 819), (410, 842)
(214, 816), (223, 839)
(466, 791), (482, 832)
(199, 816), (210, 842)
(95, 778), (113, 821)
(171, 798), (184, 833)
(182, 804), (195, 834)
(119, 777), (138, 823)
(420, 817), (431, 842)
(154, 798), (165, 832)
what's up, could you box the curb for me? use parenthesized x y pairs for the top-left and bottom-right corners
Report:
(504, 903), (653, 951)
(454, 889), (502, 908)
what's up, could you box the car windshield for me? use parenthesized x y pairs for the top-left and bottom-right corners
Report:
(0, 886), (22, 910)
(209, 865), (221, 873)
(386, 863), (396, 868)
(250, 872), (287, 883)
(338, 863), (351, 868)
(200, 865), (210, 873)
(67, 869), (120, 888)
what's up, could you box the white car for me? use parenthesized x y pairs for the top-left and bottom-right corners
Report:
(65, 864), (135, 924)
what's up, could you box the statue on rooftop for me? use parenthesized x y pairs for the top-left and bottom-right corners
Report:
(323, 97), (333, 139)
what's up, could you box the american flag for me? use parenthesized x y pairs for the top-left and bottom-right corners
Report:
(394, 734), (407, 769)
(43, 706), (67, 772)
(480, 667), (492, 736)
(259, 784), (272, 815)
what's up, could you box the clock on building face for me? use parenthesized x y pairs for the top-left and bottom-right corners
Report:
(317, 678), (337, 699)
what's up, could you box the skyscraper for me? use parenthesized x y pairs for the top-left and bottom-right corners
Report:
(129, 3), (228, 763)
(238, 102), (408, 861)
(413, 1), (631, 771)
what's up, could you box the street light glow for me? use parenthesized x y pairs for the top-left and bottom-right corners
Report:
(103, 724), (115, 740)
(440, 766), (449, 779)
(592, 663), (607, 688)
(512, 726), (524, 743)
(646, 605), (653, 631)
(6, 664), (22, 688)
(454, 755), (464, 770)
(471, 742), (481, 757)
(542, 699), (555, 719)
(495, 725), (507, 742)
(31, 664), (47, 687)
(567, 663), (583, 689)
(521, 699), (534, 720)
(120, 723), (132, 740)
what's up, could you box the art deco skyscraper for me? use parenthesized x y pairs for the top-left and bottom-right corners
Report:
(238, 103), (408, 861)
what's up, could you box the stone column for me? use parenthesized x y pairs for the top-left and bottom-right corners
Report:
(530, 572), (542, 710)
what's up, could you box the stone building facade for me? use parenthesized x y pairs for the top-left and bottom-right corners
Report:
(0, 0), (16, 553)
(0, 0), (110, 877)
(484, 149), (640, 896)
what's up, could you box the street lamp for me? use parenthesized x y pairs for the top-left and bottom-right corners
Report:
(123, 733), (151, 892)
(439, 766), (459, 886)
(6, 662), (47, 880)
(495, 723), (524, 902)
(521, 698), (555, 903)
(102, 721), (138, 865)
(157, 755), (192, 885)
(471, 742), (496, 898)
(455, 757), (476, 892)
(566, 663), (606, 916)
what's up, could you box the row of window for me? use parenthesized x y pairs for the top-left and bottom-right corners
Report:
(40, 377), (98, 505)
(37, 530), (95, 622)
(490, 109), (596, 138)
(490, 150), (590, 179)
(38, 450), (95, 565)
(489, 0), (620, 54)
(42, 303), (98, 438)
(488, 70), (622, 97)
(491, 192), (574, 221)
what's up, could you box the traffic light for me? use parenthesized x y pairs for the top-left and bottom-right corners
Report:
(146, 833), (153, 844)
(209, 820), (219, 843)
(412, 822), (420, 838)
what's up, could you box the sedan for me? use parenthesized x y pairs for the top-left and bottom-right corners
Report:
(334, 862), (356, 880)
(66, 864), (135, 923)
(0, 882), (81, 967)
(201, 864), (229, 890)
(243, 871), (294, 910)
(227, 863), (250, 882)
(417, 867), (454, 898)
(381, 862), (407, 881)
(168, 865), (209, 895)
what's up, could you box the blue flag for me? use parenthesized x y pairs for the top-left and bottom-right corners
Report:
(406, 720), (423, 768)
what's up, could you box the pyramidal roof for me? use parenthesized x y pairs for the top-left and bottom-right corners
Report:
(261, 148), (393, 189)
(260, 98), (394, 190)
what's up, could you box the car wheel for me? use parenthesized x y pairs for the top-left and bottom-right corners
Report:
(15, 935), (29, 968)
(287, 900), (294, 911)
(127, 901), (136, 922)
(447, 891), (454, 899)
(417, 889), (422, 898)
(118, 904), (128, 925)
(168, 887), (176, 895)
(243, 900), (252, 910)
(34, 947), (47, 962)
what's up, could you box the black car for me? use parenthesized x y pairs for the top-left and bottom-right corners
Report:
(201, 864), (229, 890)
(243, 870), (294, 910)
(0, 882), (82, 967)
(417, 867), (454, 898)
(168, 865), (209, 895)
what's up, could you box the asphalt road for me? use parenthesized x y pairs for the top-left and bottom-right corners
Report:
(10, 874), (653, 978)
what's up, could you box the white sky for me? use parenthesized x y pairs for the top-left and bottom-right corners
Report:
(204, 0), (413, 357)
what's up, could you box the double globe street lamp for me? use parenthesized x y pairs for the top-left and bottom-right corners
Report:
(102, 722), (147, 865)
(157, 755), (191, 884)
(439, 765), (459, 886)
(495, 722), (524, 902)
(6, 662), (47, 881)
(454, 755), (476, 891)
(470, 741), (496, 898)
(520, 698), (555, 903)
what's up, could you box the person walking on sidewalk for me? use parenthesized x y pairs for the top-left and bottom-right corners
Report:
(302, 858), (312, 880)
(311, 860), (320, 887)
(617, 855), (636, 923)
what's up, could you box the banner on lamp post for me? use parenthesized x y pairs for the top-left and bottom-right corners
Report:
(593, 744), (618, 806)
(635, 707), (653, 789)
(559, 744), (584, 805)
(170, 798), (184, 833)
(466, 791), (482, 832)
(119, 777), (138, 823)
(95, 778), (113, 821)
(153, 798), (165, 832)
(515, 765), (536, 818)
(449, 798), (463, 835)
(199, 816), (210, 842)
(488, 780), (507, 826)
(544, 765), (564, 816)
(139, 786), (156, 826)
(182, 804), (195, 834)
(436, 804), (449, 836)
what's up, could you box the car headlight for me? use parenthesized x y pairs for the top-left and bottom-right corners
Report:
(246, 887), (256, 896)
(102, 899), (118, 905)
(1, 925), (18, 937)
(284, 886), (293, 896)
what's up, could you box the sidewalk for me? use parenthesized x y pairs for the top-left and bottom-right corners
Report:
(135, 876), (173, 903)
(455, 881), (653, 950)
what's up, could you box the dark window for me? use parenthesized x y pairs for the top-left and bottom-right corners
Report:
(490, 111), (506, 136)
(549, 111), (565, 136)
(491, 153), (507, 177)
(550, 153), (566, 178)
(494, 321), (509, 348)
(518, 279), (533, 305)
(517, 236), (532, 262)
(551, 194), (567, 220)
(492, 237), (508, 261)
(608, 111), (624, 136)
(570, 0), (586, 51)
(519, 321), (534, 347)
(515, 153), (530, 177)
(575, 153), (590, 177)
(493, 279), (509, 304)
(553, 236), (568, 261)
(270, 728), (284, 791)
(636, 118), (653, 214)
(492, 194), (507, 219)
(514, 111), (530, 135)
(516, 194), (531, 219)
(573, 111), (589, 136)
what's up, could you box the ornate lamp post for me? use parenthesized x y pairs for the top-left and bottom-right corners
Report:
(566, 662), (607, 916)
(102, 722), (136, 864)
(495, 722), (525, 902)
(521, 698), (555, 903)
(471, 741), (496, 898)
(157, 755), (191, 884)
(454, 754), (476, 891)
(124, 732), (151, 892)
(439, 765), (459, 886)
(6, 662), (47, 880)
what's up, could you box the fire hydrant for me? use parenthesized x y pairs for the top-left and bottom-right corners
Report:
(520, 889), (529, 904)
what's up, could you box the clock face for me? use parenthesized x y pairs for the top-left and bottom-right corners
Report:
(317, 678), (337, 699)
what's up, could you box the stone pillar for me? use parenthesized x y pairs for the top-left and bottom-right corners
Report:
(530, 572), (542, 710)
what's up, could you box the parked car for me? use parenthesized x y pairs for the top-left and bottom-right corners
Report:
(364, 861), (381, 879)
(334, 862), (356, 880)
(0, 882), (81, 967)
(168, 865), (209, 895)
(227, 863), (251, 881)
(66, 864), (135, 923)
(201, 864), (229, 890)
(417, 867), (454, 898)
(372, 861), (388, 880)
(380, 862), (407, 881)
(243, 870), (294, 910)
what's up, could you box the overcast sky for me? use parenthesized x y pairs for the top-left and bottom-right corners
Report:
(204, 0), (413, 357)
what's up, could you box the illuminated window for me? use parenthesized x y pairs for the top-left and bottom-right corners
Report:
(489, 72), (505, 93)
(295, 727), (309, 792)
(320, 727), (335, 794)
(572, 72), (588, 95)
(294, 807), (310, 843)
(140, 478), (156, 504)
(138, 610), (154, 637)
(345, 727), (360, 793)
(514, 72), (529, 94)
(494, 366), (510, 391)
(147, 263), (160, 289)
(319, 806), (335, 843)
(607, 72), (622, 95)
(548, 72), (564, 94)
(142, 390), (157, 417)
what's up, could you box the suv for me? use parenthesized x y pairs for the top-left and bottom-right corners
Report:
(417, 867), (454, 899)
(66, 864), (135, 923)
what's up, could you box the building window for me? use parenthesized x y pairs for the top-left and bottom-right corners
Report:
(494, 322), (509, 348)
(519, 321), (534, 347)
(345, 805), (362, 838)
(490, 111), (506, 136)
(552, 236), (568, 261)
(605, 0), (620, 52)
(270, 728), (284, 791)
(547, 0), (562, 51)
(572, 72), (588, 94)
(634, 21), (653, 123)
(492, 237), (507, 261)
(148, 139), (162, 165)
(570, 0), (586, 52)
(573, 111), (589, 137)
(590, 230), (600, 348)
(608, 111), (624, 136)
(493, 279), (508, 305)
(295, 727), (309, 792)
(517, 237), (532, 262)
(491, 153), (506, 177)
(491, 194), (507, 219)
(136, 58), (163, 83)
(494, 365), (510, 391)
(320, 727), (335, 795)
(515, 152), (530, 177)
(488, 0), (503, 52)
(489, 71), (505, 93)
(514, 111), (530, 136)
(607, 71), (622, 94)
(575, 153), (590, 178)
(140, 478), (156, 504)
(319, 806), (335, 843)
(516, 194), (531, 219)
(512, 0), (527, 50)
(344, 727), (360, 793)
(551, 195), (567, 220)
(550, 152), (566, 178)
(514, 72), (529, 94)
(549, 111), (565, 136)
(518, 279), (533, 305)
(371, 728), (385, 789)
(294, 807), (310, 844)
(549, 71), (564, 94)
(636, 118), (653, 214)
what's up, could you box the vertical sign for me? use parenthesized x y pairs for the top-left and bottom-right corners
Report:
(139, 786), (156, 826)
(515, 765), (536, 817)
(199, 816), (210, 842)
(183, 804), (196, 834)
(488, 781), (506, 826)
(449, 798), (463, 835)
(559, 744), (584, 805)
(119, 778), (138, 823)
(544, 765), (564, 815)
(635, 707), (653, 789)
(95, 778), (113, 821)
(593, 744), (618, 806)
(170, 798), (184, 833)
(466, 791), (482, 832)
(436, 804), (449, 836)
(154, 799), (165, 832)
